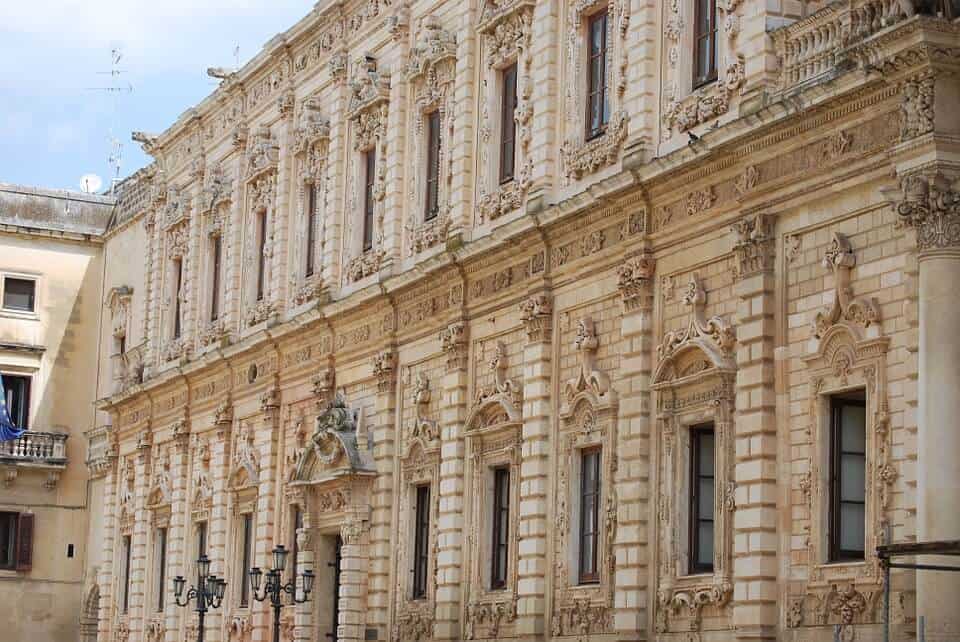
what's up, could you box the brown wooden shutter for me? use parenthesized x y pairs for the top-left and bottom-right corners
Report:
(16, 513), (34, 571)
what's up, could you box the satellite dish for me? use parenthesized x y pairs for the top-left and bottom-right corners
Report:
(80, 174), (103, 194)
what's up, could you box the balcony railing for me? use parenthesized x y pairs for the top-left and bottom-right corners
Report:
(771, 0), (906, 92)
(0, 431), (68, 467)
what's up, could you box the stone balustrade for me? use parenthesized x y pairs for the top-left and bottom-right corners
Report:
(772, 0), (905, 91)
(0, 430), (68, 466)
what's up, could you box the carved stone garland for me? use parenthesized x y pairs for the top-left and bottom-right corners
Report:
(292, 97), (331, 306)
(661, 0), (746, 140)
(404, 16), (456, 255)
(551, 316), (617, 637)
(561, 0), (632, 181)
(463, 341), (523, 640)
(652, 276), (736, 634)
(787, 239), (892, 636)
(476, 0), (536, 223)
(243, 126), (280, 327)
(346, 56), (390, 283)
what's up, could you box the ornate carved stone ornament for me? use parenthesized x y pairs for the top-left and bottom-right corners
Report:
(132, 130), (159, 155)
(145, 617), (165, 642)
(733, 164), (759, 200)
(311, 357), (336, 407)
(786, 583), (879, 638)
(372, 348), (397, 393)
(393, 608), (433, 642)
(465, 600), (517, 640)
(475, 1), (535, 224)
(349, 54), (391, 118)
(656, 275), (736, 376)
(470, 342), (522, 427)
(244, 126), (280, 182)
(107, 286), (134, 341)
(812, 233), (881, 340)
(294, 97), (331, 166)
(730, 213), (775, 277)
(227, 614), (253, 641)
(440, 321), (469, 372)
(201, 164), (233, 213)
(519, 293), (553, 343)
(885, 170), (960, 252)
(899, 73), (934, 142)
(214, 397), (234, 425)
(655, 583), (733, 634)
(561, 0), (632, 181)
(553, 316), (618, 637)
(290, 392), (373, 482)
(346, 248), (385, 283)
(616, 254), (656, 311)
(146, 445), (172, 508)
(409, 372), (439, 443)
(230, 421), (260, 490)
(245, 298), (276, 328)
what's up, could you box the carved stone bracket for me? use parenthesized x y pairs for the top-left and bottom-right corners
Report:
(616, 254), (656, 311)
(373, 348), (397, 393)
(346, 249), (385, 283)
(519, 293), (553, 343)
(812, 232), (881, 339)
(440, 321), (469, 373)
(731, 213), (776, 278)
(562, 111), (630, 181)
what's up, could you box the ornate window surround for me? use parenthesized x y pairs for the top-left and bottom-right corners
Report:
(560, 0), (631, 182)
(403, 16), (456, 257)
(161, 221), (191, 362)
(551, 317), (618, 638)
(292, 97), (331, 307)
(242, 126), (280, 327)
(660, 0), (746, 141)
(651, 276), (735, 634)
(345, 56), (390, 284)
(786, 233), (890, 633)
(462, 355), (523, 641)
(197, 164), (233, 349)
(476, 0), (535, 225)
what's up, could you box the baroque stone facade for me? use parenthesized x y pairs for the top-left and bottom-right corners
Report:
(83, 2), (960, 642)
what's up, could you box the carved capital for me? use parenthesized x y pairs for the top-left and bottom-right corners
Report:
(373, 349), (397, 393)
(519, 293), (553, 344)
(617, 254), (656, 311)
(887, 171), (960, 252)
(730, 213), (776, 278)
(440, 321), (469, 373)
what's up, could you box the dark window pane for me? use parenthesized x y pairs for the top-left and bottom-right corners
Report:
(413, 485), (430, 598)
(363, 151), (376, 252)
(697, 523), (714, 567)
(240, 514), (253, 606)
(425, 111), (441, 220)
(157, 528), (167, 611)
(840, 503), (865, 552)
(690, 424), (715, 574)
(211, 236), (222, 321)
(0, 513), (16, 569)
(499, 64), (518, 184)
(305, 186), (317, 277)
(693, 0), (718, 87)
(2, 375), (30, 429)
(585, 10), (609, 139)
(829, 394), (866, 561)
(3, 278), (35, 312)
(256, 213), (268, 301)
(172, 260), (183, 339)
(491, 467), (510, 589)
(122, 535), (132, 613)
(578, 448), (601, 583)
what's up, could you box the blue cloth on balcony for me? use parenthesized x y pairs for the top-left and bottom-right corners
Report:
(0, 374), (25, 442)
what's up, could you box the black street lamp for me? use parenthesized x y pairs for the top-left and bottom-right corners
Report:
(173, 554), (227, 642)
(250, 544), (315, 642)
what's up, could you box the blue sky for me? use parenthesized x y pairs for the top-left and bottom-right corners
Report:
(0, 1), (310, 192)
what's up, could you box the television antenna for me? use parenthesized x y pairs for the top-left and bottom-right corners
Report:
(86, 47), (134, 194)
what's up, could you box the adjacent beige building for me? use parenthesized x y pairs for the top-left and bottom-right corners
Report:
(11, 1), (960, 642)
(0, 183), (114, 642)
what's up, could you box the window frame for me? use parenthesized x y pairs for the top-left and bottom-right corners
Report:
(155, 527), (168, 612)
(1, 275), (38, 315)
(412, 484), (431, 599)
(828, 394), (867, 562)
(693, 0), (718, 89)
(362, 150), (376, 253)
(424, 110), (442, 221)
(210, 235), (223, 322)
(121, 534), (132, 614)
(499, 63), (519, 185)
(255, 211), (268, 302)
(171, 258), (183, 339)
(688, 423), (716, 575)
(585, 9), (610, 141)
(490, 466), (510, 590)
(304, 184), (318, 278)
(578, 446), (602, 585)
(2, 373), (31, 430)
(239, 513), (254, 607)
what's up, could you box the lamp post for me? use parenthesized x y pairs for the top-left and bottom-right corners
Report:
(172, 554), (227, 642)
(250, 544), (315, 642)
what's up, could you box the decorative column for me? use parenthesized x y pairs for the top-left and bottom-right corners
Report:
(166, 420), (191, 642)
(516, 293), (553, 640)
(369, 347), (397, 641)
(131, 430), (154, 641)
(208, 407), (233, 642)
(338, 519), (371, 642)
(893, 172), (960, 641)
(272, 90), (296, 307)
(730, 214), (778, 640)
(288, 487), (313, 642)
(435, 321), (470, 640)
(614, 254), (656, 639)
(253, 386), (282, 642)
(96, 430), (120, 642)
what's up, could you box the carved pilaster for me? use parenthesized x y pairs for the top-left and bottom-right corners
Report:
(730, 213), (776, 278)
(518, 293), (553, 344)
(616, 254), (656, 312)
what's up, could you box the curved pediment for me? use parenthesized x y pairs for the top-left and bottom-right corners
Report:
(465, 394), (522, 432)
(290, 393), (373, 483)
(229, 461), (258, 490)
(802, 321), (889, 372)
(653, 340), (735, 387)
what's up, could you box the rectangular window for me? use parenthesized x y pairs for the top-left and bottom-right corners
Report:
(2, 277), (36, 313)
(499, 63), (518, 184)
(829, 393), (867, 562)
(412, 485), (431, 599)
(0, 513), (16, 569)
(578, 447), (601, 584)
(156, 528), (168, 612)
(121, 535), (132, 613)
(490, 467), (510, 589)
(256, 212), (268, 301)
(425, 110), (441, 221)
(291, 507), (302, 575)
(689, 424), (715, 574)
(331, 535), (343, 642)
(240, 513), (253, 607)
(172, 259), (183, 339)
(2, 374), (30, 429)
(586, 10), (610, 141)
(210, 236), (222, 321)
(693, 0), (718, 88)
(363, 151), (376, 252)
(196, 521), (207, 560)
(305, 185), (317, 278)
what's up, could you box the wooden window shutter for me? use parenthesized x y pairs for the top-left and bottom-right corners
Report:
(16, 513), (34, 571)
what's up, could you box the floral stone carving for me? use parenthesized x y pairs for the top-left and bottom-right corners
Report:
(812, 232), (880, 339)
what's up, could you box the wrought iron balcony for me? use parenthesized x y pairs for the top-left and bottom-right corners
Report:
(0, 431), (68, 467)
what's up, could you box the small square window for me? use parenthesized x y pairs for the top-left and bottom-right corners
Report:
(3, 277), (36, 313)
